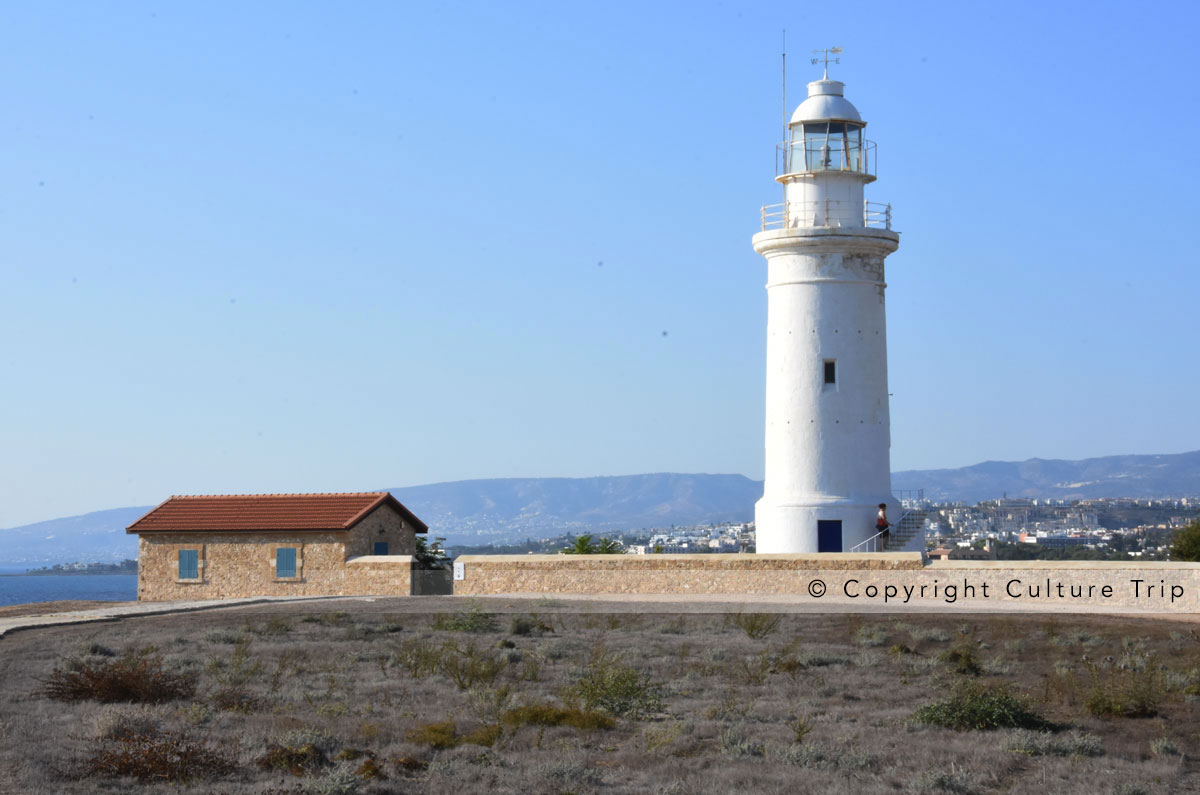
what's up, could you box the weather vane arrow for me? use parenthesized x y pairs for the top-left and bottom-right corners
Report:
(811, 46), (843, 79)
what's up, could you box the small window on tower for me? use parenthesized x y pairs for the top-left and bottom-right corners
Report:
(824, 360), (837, 385)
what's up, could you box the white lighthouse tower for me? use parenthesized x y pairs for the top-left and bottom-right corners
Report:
(753, 56), (901, 554)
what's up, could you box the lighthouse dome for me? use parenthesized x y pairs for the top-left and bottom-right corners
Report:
(790, 79), (862, 124)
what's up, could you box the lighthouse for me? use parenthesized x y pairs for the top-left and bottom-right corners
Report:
(753, 59), (901, 554)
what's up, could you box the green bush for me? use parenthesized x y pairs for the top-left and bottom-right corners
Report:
(571, 657), (664, 719)
(1169, 519), (1200, 561)
(432, 603), (497, 633)
(912, 681), (1052, 731)
(1083, 659), (1165, 718)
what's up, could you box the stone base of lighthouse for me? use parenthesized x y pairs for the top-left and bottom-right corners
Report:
(755, 496), (901, 554)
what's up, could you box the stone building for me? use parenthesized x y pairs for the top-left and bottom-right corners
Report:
(127, 492), (428, 601)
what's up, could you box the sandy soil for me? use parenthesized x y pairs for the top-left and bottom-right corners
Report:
(0, 600), (136, 619)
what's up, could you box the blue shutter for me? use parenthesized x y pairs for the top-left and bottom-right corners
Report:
(374, 541), (389, 555)
(276, 548), (297, 578)
(178, 549), (199, 579)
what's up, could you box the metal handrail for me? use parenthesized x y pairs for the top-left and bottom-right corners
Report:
(760, 199), (892, 231)
(850, 527), (889, 554)
(849, 509), (916, 553)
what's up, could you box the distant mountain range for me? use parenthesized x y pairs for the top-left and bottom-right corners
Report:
(892, 450), (1200, 504)
(2, 451), (1197, 567)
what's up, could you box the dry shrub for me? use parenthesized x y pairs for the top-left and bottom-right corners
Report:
(256, 728), (339, 776)
(42, 648), (196, 704)
(939, 640), (982, 675)
(405, 720), (500, 748)
(789, 714), (814, 744)
(439, 641), (507, 690)
(211, 686), (260, 712)
(502, 703), (615, 730)
(81, 726), (234, 783)
(388, 637), (444, 677)
(1002, 729), (1103, 757)
(388, 638), (506, 689)
(92, 705), (161, 740)
(205, 638), (262, 712)
(257, 742), (329, 776)
(406, 720), (458, 749)
(390, 756), (429, 775)
(250, 616), (295, 637)
(730, 612), (782, 640)
(355, 757), (386, 780)
(729, 652), (772, 685)
(510, 615), (553, 636)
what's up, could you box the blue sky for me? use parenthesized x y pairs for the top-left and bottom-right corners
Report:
(2, 1), (1197, 527)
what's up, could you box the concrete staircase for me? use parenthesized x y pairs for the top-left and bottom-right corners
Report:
(888, 509), (928, 553)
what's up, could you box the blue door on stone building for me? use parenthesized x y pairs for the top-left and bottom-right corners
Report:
(374, 542), (389, 555)
(817, 520), (842, 552)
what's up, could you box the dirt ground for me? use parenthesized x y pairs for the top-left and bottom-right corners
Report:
(0, 600), (136, 619)
(0, 598), (1196, 794)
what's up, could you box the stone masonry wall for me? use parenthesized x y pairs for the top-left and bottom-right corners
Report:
(453, 553), (923, 596)
(344, 505), (417, 558)
(452, 554), (1200, 612)
(135, 505), (418, 601)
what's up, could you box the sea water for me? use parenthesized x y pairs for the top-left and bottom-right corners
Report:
(0, 574), (137, 606)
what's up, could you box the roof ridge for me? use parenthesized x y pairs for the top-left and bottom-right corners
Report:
(168, 492), (390, 499)
(127, 491), (422, 534)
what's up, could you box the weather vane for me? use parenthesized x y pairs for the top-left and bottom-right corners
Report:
(811, 46), (843, 79)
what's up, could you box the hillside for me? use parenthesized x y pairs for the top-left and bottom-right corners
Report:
(2, 451), (1197, 567)
(386, 473), (762, 545)
(893, 450), (1200, 504)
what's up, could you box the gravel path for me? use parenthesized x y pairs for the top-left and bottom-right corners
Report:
(2, 591), (1195, 639)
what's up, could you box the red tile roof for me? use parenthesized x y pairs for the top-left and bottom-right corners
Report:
(126, 492), (428, 534)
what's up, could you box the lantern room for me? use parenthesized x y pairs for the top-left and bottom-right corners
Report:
(767, 77), (888, 230)
(778, 79), (875, 181)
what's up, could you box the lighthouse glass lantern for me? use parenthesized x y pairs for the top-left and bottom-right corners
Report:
(753, 62), (909, 555)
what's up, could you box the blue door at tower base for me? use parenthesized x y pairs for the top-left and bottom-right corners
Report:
(817, 520), (843, 553)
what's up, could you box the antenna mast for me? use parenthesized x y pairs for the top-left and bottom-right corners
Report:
(781, 29), (787, 144)
(781, 30), (787, 208)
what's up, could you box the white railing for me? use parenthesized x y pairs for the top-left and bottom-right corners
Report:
(850, 526), (890, 554)
(761, 199), (892, 231)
